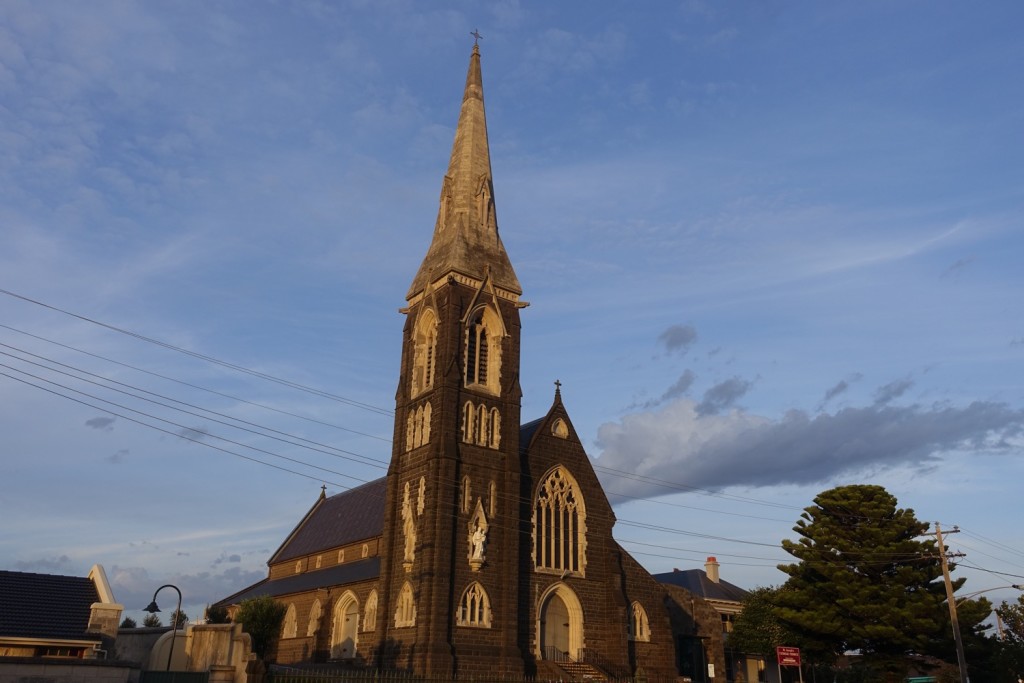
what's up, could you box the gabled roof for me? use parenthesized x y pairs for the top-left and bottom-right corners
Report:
(0, 570), (102, 642)
(270, 478), (387, 565)
(653, 568), (748, 604)
(215, 558), (381, 607)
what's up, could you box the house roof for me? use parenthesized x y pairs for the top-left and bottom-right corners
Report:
(653, 568), (749, 604)
(270, 478), (387, 564)
(216, 558), (381, 607)
(0, 570), (102, 642)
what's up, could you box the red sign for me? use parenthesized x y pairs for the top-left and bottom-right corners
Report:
(776, 646), (801, 667)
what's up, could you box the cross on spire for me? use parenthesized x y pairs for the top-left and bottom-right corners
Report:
(471, 29), (483, 46)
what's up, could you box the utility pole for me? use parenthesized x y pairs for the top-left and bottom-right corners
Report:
(934, 523), (969, 683)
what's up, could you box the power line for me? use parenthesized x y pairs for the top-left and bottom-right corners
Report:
(0, 343), (389, 470)
(0, 364), (375, 486)
(0, 288), (394, 416)
(0, 323), (392, 443)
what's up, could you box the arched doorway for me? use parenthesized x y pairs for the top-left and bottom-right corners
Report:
(330, 592), (359, 659)
(537, 583), (583, 662)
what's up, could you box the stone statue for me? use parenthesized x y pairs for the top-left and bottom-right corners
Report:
(471, 524), (487, 560)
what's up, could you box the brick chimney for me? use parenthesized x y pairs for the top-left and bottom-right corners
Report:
(704, 556), (720, 583)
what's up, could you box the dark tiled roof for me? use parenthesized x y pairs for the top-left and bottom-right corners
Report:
(519, 418), (544, 455)
(653, 569), (748, 603)
(216, 558), (380, 607)
(271, 478), (387, 564)
(0, 570), (102, 641)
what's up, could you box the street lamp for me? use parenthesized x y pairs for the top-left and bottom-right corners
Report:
(143, 584), (183, 671)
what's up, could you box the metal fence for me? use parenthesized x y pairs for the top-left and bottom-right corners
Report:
(139, 672), (210, 683)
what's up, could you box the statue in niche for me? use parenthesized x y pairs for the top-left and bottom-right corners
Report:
(402, 483), (416, 570)
(468, 499), (488, 571)
(471, 524), (487, 560)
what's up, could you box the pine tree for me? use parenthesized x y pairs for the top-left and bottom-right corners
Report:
(235, 595), (287, 661)
(775, 485), (948, 671)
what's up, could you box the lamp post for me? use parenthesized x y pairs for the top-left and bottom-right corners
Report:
(143, 584), (183, 671)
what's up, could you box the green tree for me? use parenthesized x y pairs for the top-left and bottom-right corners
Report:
(775, 485), (949, 674)
(235, 595), (287, 661)
(143, 613), (162, 628)
(170, 609), (188, 629)
(995, 593), (1024, 680)
(205, 604), (231, 624)
(119, 616), (137, 629)
(729, 586), (795, 657)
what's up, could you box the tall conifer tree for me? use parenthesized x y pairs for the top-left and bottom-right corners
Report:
(776, 485), (949, 670)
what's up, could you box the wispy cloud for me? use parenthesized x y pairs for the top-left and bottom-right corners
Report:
(696, 376), (754, 416)
(85, 416), (116, 431)
(658, 324), (698, 355)
(873, 377), (914, 406)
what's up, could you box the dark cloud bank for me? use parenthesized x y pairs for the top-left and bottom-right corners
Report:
(597, 399), (1024, 497)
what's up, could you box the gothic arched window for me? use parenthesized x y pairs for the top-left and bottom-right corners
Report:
(533, 467), (587, 575)
(462, 476), (472, 513)
(462, 401), (475, 443)
(466, 310), (488, 386)
(629, 601), (650, 642)
(464, 307), (501, 393)
(489, 408), (501, 448)
(406, 402), (432, 451)
(456, 582), (492, 628)
(307, 599), (322, 637)
(363, 590), (378, 632)
(411, 309), (438, 397)
(395, 582), (416, 628)
(282, 603), (297, 638)
(476, 404), (488, 445)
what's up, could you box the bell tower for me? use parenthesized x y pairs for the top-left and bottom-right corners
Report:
(375, 45), (528, 677)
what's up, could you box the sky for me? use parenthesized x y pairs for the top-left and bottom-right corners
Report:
(2, 1), (1023, 625)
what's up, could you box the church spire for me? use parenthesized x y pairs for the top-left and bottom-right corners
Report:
(406, 45), (521, 301)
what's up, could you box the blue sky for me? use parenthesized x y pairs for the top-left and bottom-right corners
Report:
(2, 1), (1023, 623)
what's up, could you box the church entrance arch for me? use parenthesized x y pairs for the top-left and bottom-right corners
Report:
(537, 583), (583, 661)
(330, 591), (359, 659)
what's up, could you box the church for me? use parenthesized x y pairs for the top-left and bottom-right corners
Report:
(217, 45), (729, 682)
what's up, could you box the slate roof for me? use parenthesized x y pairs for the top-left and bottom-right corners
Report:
(215, 558), (381, 607)
(0, 570), (102, 642)
(653, 569), (749, 604)
(518, 417), (544, 455)
(270, 478), (387, 564)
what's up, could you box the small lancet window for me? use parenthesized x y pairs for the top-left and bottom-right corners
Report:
(489, 408), (501, 448)
(466, 310), (488, 386)
(476, 405), (488, 446)
(462, 401), (475, 443)
(406, 402), (432, 451)
(630, 601), (651, 642)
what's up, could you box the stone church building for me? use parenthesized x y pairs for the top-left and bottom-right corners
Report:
(218, 46), (727, 682)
